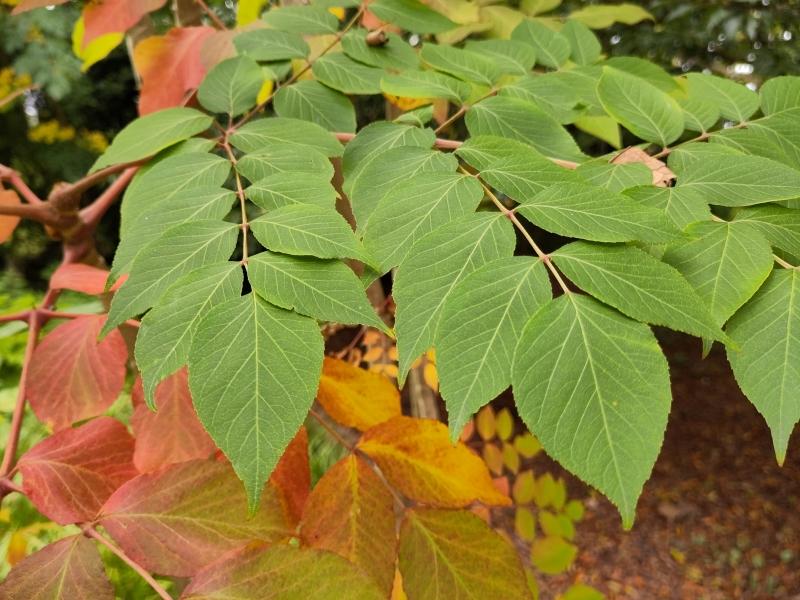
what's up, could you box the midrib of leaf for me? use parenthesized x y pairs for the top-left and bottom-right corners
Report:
(52, 540), (79, 599)
(615, 81), (668, 146)
(411, 517), (471, 596)
(266, 221), (355, 255)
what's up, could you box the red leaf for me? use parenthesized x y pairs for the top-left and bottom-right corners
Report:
(50, 263), (126, 295)
(98, 459), (291, 577)
(0, 535), (114, 599)
(83, 0), (167, 47)
(0, 190), (21, 244)
(27, 315), (128, 431)
(130, 370), (216, 473)
(269, 425), (310, 526)
(18, 417), (137, 524)
(132, 27), (215, 115)
(11, 0), (69, 15)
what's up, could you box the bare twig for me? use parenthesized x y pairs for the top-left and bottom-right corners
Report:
(0, 165), (43, 204)
(79, 167), (139, 228)
(194, 0), (225, 29)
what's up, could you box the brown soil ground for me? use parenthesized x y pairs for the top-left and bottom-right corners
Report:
(543, 331), (800, 600)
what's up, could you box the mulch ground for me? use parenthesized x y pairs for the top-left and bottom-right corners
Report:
(543, 331), (800, 600)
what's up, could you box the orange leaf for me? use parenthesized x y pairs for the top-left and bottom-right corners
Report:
(133, 26), (215, 115)
(357, 416), (511, 507)
(18, 417), (137, 524)
(50, 263), (125, 295)
(131, 370), (216, 473)
(301, 455), (396, 595)
(0, 189), (21, 244)
(270, 426), (311, 526)
(83, 0), (167, 47)
(482, 443), (503, 476)
(27, 315), (128, 431)
(11, 0), (69, 15)
(390, 568), (408, 600)
(317, 357), (401, 431)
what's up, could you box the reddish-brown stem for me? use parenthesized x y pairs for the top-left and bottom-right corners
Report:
(79, 167), (139, 228)
(0, 477), (23, 496)
(221, 136), (250, 263)
(65, 161), (141, 201)
(310, 408), (356, 452)
(194, 0), (225, 29)
(82, 526), (172, 600)
(0, 165), (43, 204)
(0, 201), (56, 224)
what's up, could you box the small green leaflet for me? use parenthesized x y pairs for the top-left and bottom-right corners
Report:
(455, 136), (581, 202)
(312, 54), (384, 95)
(561, 20), (601, 66)
(675, 154), (800, 206)
(91, 107), (212, 172)
(759, 75), (800, 115)
(685, 73), (759, 123)
(236, 144), (334, 183)
(603, 57), (680, 93)
(623, 185), (711, 229)
(678, 96), (720, 133)
(516, 182), (680, 243)
(420, 44), (500, 86)
(466, 96), (586, 163)
(735, 205), (800, 258)
(394, 213), (515, 384)
(114, 187), (236, 279)
(714, 109), (800, 170)
(667, 141), (742, 174)
(274, 80), (356, 133)
(575, 162), (651, 193)
(499, 74), (580, 124)
(512, 294), (671, 528)
(198, 56), (263, 117)
(233, 29), (310, 62)
(551, 241), (726, 342)
(230, 117), (343, 156)
(188, 293), (323, 510)
(261, 5), (339, 34)
(341, 30), (420, 70)
(597, 67), (684, 146)
(511, 19), (570, 69)
(136, 262), (243, 406)
(369, 0), (455, 34)
(726, 269), (800, 464)
(438, 257), (551, 440)
(362, 172), (484, 274)
(246, 173), (337, 211)
(250, 204), (371, 263)
(103, 220), (239, 335)
(381, 70), (471, 105)
(662, 221), (774, 328)
(248, 251), (387, 332)
(463, 40), (536, 76)
(568, 3), (654, 28)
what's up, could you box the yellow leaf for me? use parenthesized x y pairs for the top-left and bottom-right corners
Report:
(390, 568), (407, 600)
(534, 473), (566, 510)
(514, 507), (536, 541)
(237, 0), (268, 26)
(514, 432), (542, 458)
(495, 408), (514, 440)
(358, 416), (511, 507)
(6, 531), (27, 566)
(512, 470), (536, 504)
(502, 442), (520, 474)
(564, 499), (585, 522)
(561, 583), (605, 600)
(482, 443), (503, 476)
(71, 16), (123, 72)
(539, 510), (575, 540)
(328, 6), (345, 20)
(317, 357), (401, 431)
(475, 405), (495, 440)
(531, 536), (577, 575)
(384, 94), (433, 111)
(256, 79), (274, 105)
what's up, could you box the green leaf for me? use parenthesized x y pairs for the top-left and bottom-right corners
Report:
(369, 0), (456, 34)
(552, 241), (726, 341)
(394, 105), (434, 127)
(455, 136), (581, 202)
(248, 251), (386, 331)
(380, 70), (471, 104)
(114, 187), (236, 279)
(685, 73), (759, 123)
(662, 221), (774, 328)
(91, 107), (212, 172)
(678, 96), (720, 133)
(666, 140), (742, 173)
(347, 145), (457, 228)
(551, 65), (603, 108)
(420, 43), (500, 86)
(499, 74), (580, 124)
(246, 173), (337, 211)
(250, 204), (370, 262)
(728, 108), (800, 170)
(511, 19), (570, 69)
(597, 67), (684, 146)
(466, 96), (586, 162)
(531, 536), (577, 575)
(236, 144), (334, 183)
(234, 29), (310, 62)
(512, 294), (671, 528)
(274, 80), (356, 132)
(726, 269), (800, 464)
(119, 153), (231, 239)
(394, 213), (515, 384)
(341, 30), (419, 70)
(362, 172), (483, 274)
(104, 221), (239, 335)
(575, 162), (651, 193)
(198, 56), (263, 117)
(623, 185), (710, 229)
(230, 117), (343, 156)
(603, 57), (680, 93)
(574, 115), (622, 148)
(759, 76), (800, 115)
(561, 19), (601, 66)
(438, 257), (551, 440)
(136, 262), (243, 406)
(312, 54), (384, 95)
(675, 154), (800, 207)
(189, 293), (323, 510)
(398, 509), (533, 600)
(517, 182), (680, 243)
(735, 205), (800, 258)
(261, 5), (339, 34)
(463, 39), (536, 76)
(568, 3), (653, 28)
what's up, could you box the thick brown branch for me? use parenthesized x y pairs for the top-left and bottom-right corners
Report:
(79, 167), (139, 228)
